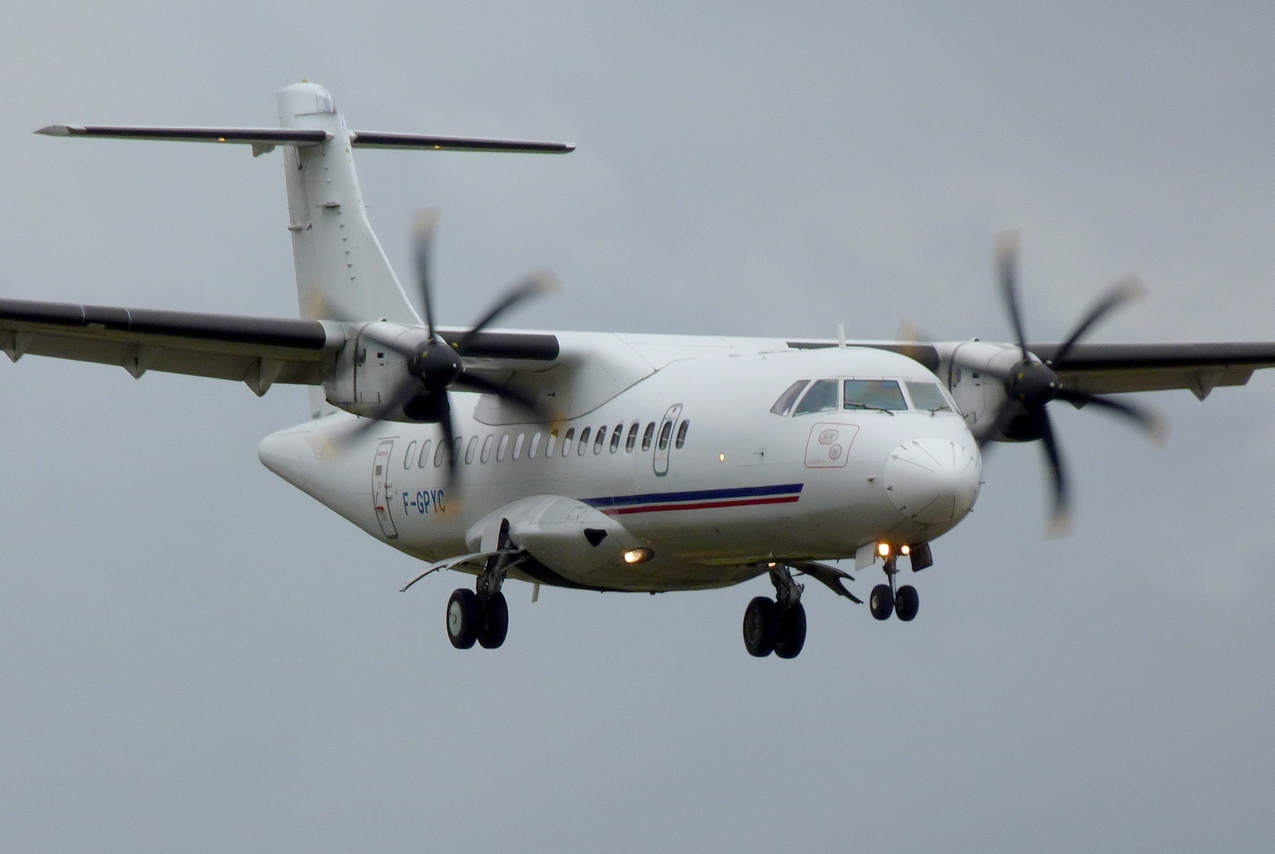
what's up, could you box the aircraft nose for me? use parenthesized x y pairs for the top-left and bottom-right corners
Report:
(885, 438), (981, 526)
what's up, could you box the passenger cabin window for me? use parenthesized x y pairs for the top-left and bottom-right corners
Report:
(642, 422), (656, 451)
(404, 441), (417, 469)
(770, 380), (811, 416)
(465, 436), (479, 464)
(906, 381), (951, 412)
(418, 439), (432, 467)
(675, 420), (690, 449)
(594, 426), (607, 454)
(625, 422), (639, 452)
(561, 428), (574, 457)
(529, 432), (541, 459)
(497, 434), (510, 461)
(577, 427), (591, 456)
(844, 379), (908, 411)
(481, 435), (494, 463)
(610, 423), (623, 453)
(657, 420), (673, 451)
(512, 434), (525, 460)
(451, 437), (464, 465)
(434, 439), (448, 467)
(792, 379), (839, 416)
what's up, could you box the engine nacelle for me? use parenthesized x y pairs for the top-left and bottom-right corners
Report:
(933, 340), (1021, 440)
(322, 322), (431, 420)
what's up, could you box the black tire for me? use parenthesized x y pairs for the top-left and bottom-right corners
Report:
(774, 601), (807, 659)
(446, 588), (481, 649)
(894, 585), (919, 622)
(742, 596), (778, 657)
(478, 591), (510, 649)
(869, 584), (894, 621)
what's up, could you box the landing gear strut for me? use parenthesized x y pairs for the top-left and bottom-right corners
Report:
(742, 564), (807, 658)
(447, 520), (515, 650)
(869, 554), (919, 622)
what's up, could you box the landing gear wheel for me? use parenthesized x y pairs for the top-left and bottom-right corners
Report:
(446, 588), (481, 649)
(478, 591), (509, 649)
(773, 601), (807, 659)
(743, 596), (778, 657)
(869, 584), (894, 621)
(894, 584), (919, 622)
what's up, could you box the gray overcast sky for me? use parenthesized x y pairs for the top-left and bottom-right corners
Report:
(2, 3), (1274, 852)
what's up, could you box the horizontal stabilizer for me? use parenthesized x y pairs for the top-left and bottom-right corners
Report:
(37, 125), (574, 155)
(349, 131), (573, 153)
(36, 125), (330, 156)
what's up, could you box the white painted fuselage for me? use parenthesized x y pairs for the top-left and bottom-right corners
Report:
(260, 335), (982, 592)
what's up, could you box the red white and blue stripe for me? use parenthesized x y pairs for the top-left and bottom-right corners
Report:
(584, 483), (804, 516)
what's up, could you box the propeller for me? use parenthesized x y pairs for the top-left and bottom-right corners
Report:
(960, 231), (1166, 532)
(341, 210), (560, 485)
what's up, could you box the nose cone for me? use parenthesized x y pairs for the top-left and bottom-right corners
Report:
(885, 438), (981, 526)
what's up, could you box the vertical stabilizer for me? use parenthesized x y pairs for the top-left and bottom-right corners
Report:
(277, 83), (420, 328)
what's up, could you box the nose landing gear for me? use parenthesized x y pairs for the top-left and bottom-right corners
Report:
(742, 564), (807, 658)
(869, 554), (919, 622)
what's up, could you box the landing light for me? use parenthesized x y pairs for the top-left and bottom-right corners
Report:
(877, 542), (891, 557)
(719, 453), (726, 462)
(623, 547), (654, 565)
(900, 544), (911, 556)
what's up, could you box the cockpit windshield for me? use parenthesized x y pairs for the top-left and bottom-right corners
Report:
(843, 379), (907, 411)
(769, 380), (810, 416)
(774, 376), (955, 416)
(792, 379), (841, 415)
(906, 381), (951, 412)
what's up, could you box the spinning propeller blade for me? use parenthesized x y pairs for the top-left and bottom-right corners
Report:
(339, 210), (560, 487)
(954, 232), (1165, 531)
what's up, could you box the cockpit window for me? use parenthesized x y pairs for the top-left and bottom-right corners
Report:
(843, 379), (907, 411)
(792, 379), (840, 416)
(770, 380), (811, 416)
(906, 381), (951, 412)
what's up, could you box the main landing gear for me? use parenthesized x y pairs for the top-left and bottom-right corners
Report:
(447, 521), (514, 650)
(869, 553), (919, 622)
(742, 564), (807, 658)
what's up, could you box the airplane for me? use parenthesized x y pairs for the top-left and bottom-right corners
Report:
(8, 82), (1275, 659)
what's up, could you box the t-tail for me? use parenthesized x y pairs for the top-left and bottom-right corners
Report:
(37, 80), (573, 332)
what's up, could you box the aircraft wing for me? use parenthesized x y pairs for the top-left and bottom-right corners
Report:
(0, 297), (340, 395)
(1033, 342), (1275, 399)
(790, 339), (1275, 400)
(0, 297), (564, 396)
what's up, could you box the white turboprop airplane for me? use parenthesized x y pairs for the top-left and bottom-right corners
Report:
(10, 83), (1275, 658)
